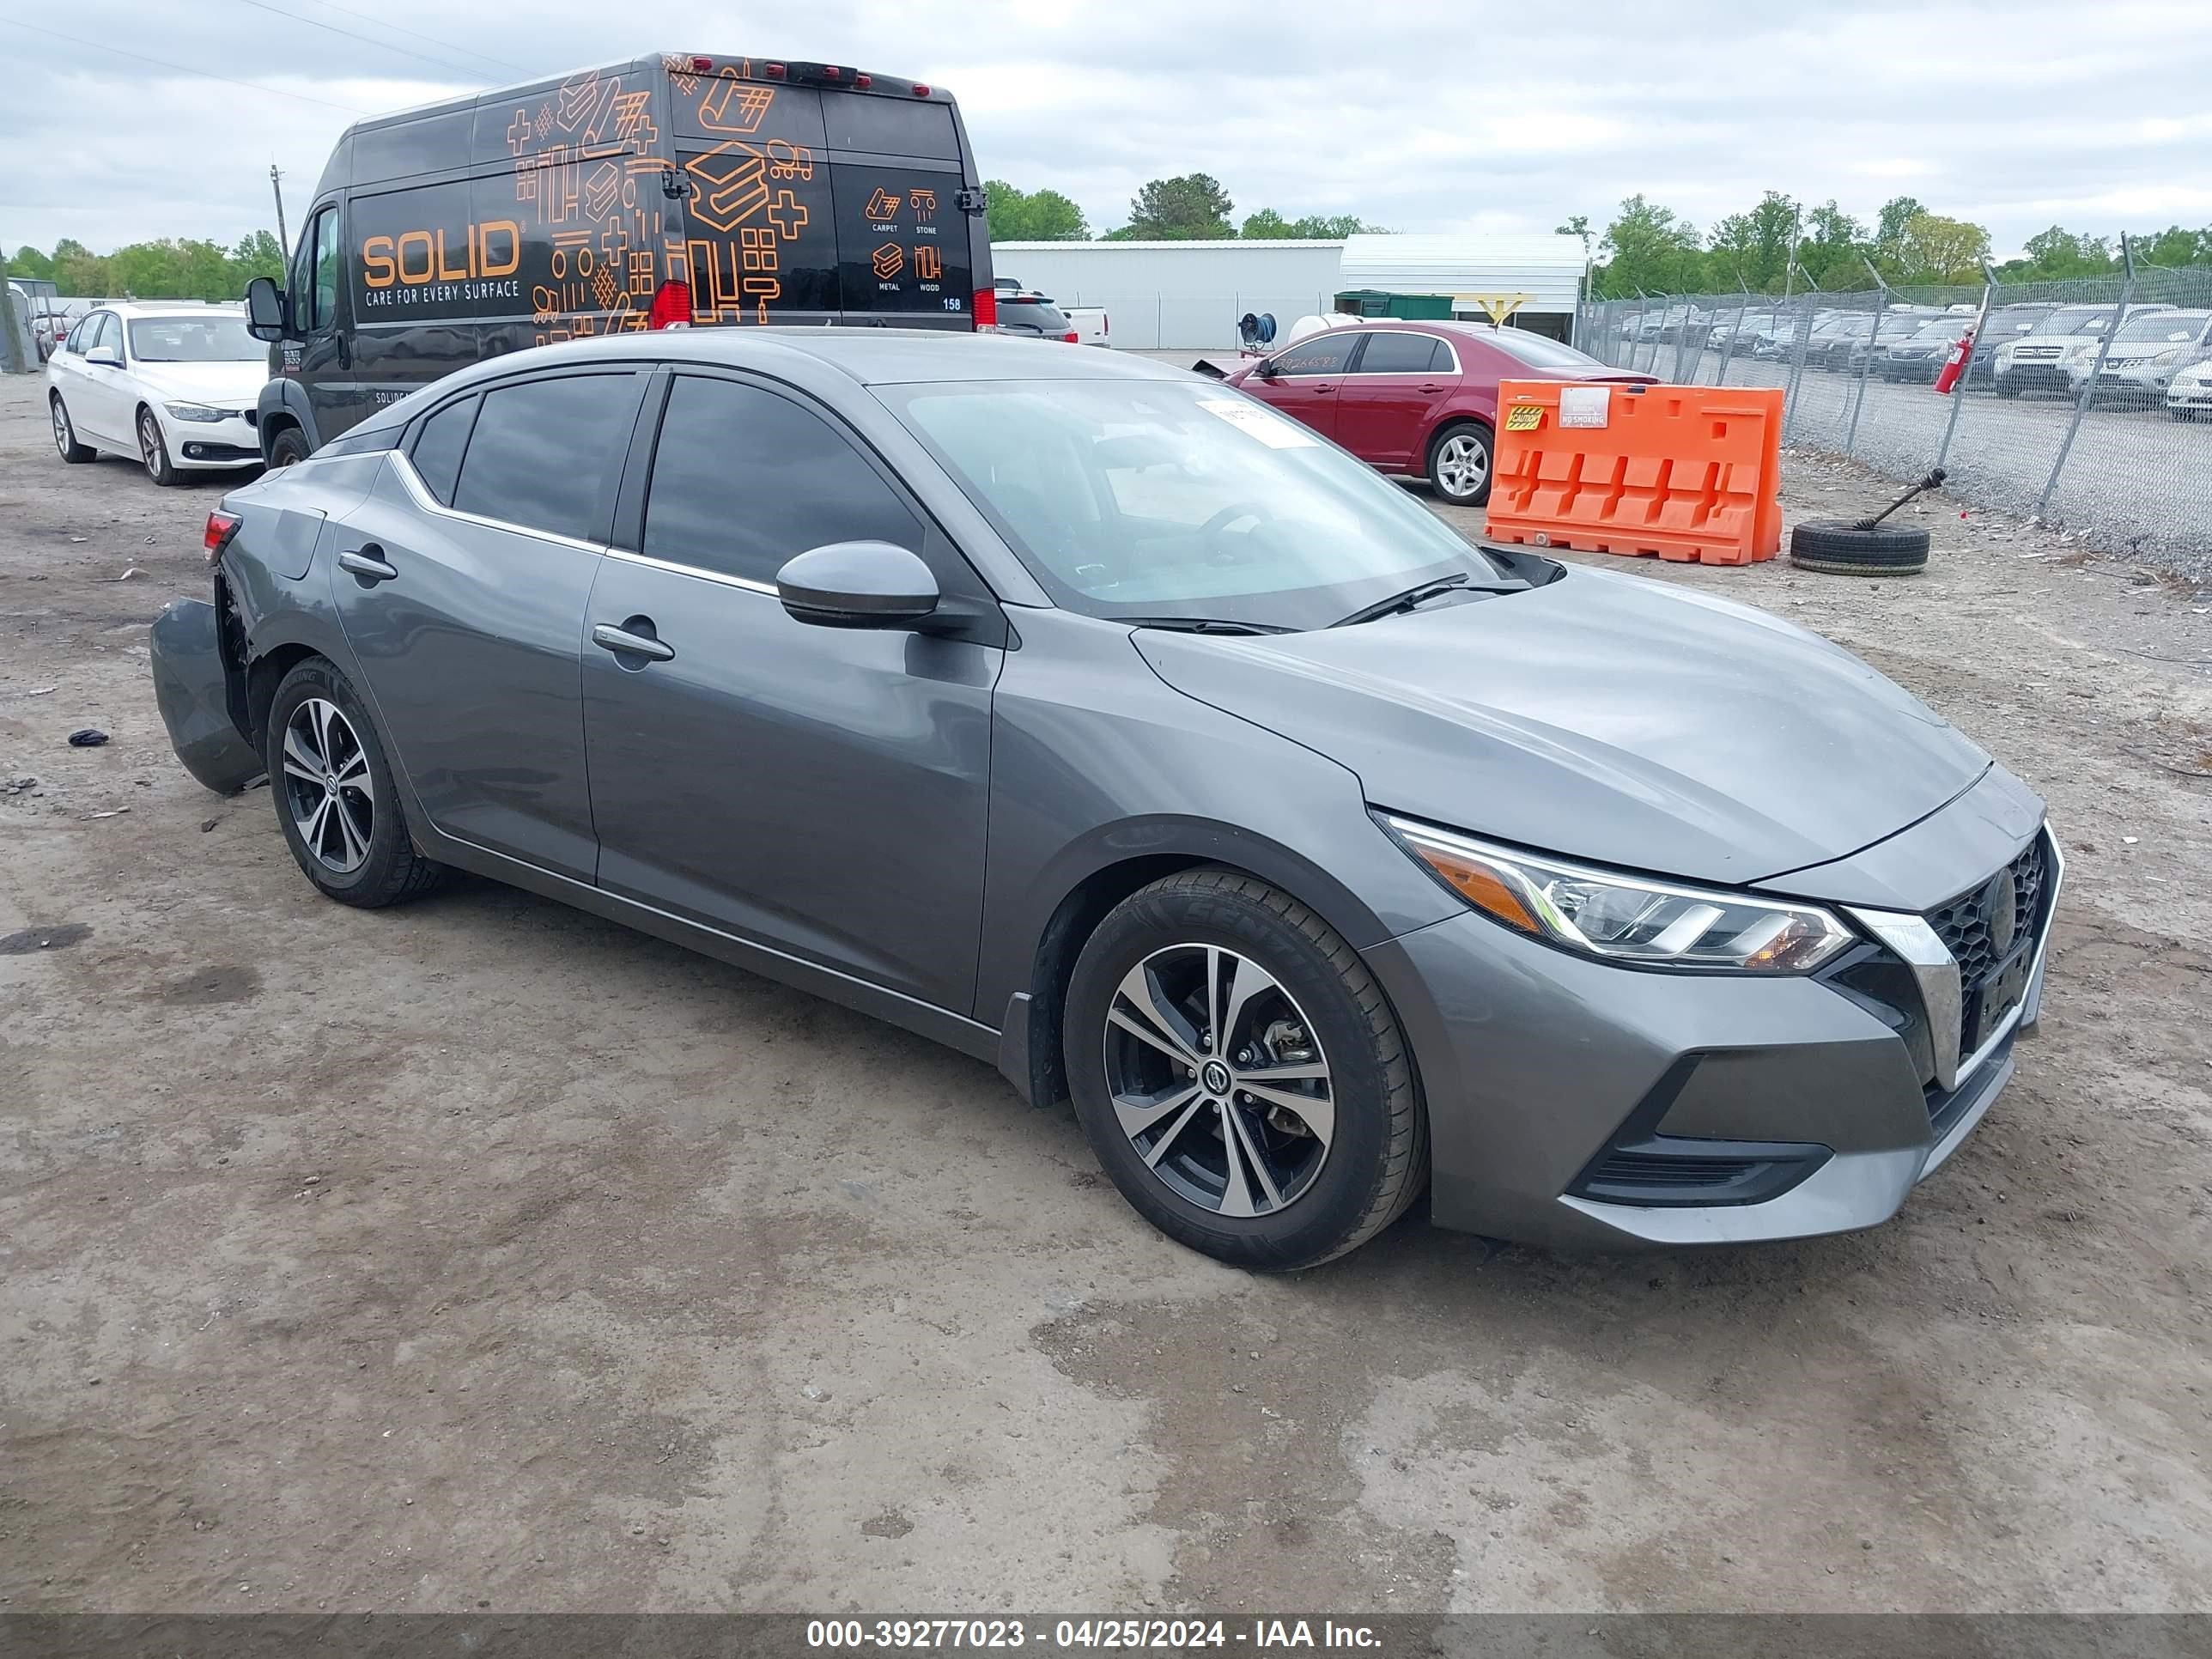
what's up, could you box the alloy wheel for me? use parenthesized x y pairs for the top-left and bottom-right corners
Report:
(139, 413), (163, 480)
(1102, 943), (1334, 1218)
(1436, 433), (1487, 499)
(281, 697), (374, 874)
(52, 399), (71, 459)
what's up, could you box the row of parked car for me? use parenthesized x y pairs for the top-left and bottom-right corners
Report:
(1620, 301), (2212, 416)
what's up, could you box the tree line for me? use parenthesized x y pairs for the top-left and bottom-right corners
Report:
(986, 173), (1380, 243)
(4, 234), (285, 301)
(1571, 191), (2212, 299)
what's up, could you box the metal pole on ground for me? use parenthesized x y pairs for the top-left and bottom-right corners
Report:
(2039, 235), (2134, 521)
(1782, 288), (1817, 441)
(1629, 291), (1648, 374)
(1715, 289), (1748, 386)
(1934, 264), (1998, 471)
(1668, 297), (1694, 383)
(1844, 257), (1888, 457)
(270, 163), (289, 259)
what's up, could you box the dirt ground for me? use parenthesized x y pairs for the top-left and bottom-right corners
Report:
(2, 368), (2209, 1617)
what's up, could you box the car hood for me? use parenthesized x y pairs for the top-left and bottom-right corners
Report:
(1135, 568), (1990, 888)
(131, 362), (266, 408)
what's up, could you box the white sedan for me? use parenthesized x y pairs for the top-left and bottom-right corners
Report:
(47, 302), (268, 484)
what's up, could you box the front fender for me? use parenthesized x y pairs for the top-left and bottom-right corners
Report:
(254, 375), (322, 462)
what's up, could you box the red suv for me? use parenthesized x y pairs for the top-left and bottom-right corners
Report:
(1225, 321), (1653, 507)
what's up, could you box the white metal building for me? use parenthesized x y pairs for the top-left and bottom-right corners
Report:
(989, 233), (1589, 350)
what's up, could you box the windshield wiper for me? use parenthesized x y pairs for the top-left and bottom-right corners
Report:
(1330, 572), (1528, 628)
(1121, 617), (1295, 635)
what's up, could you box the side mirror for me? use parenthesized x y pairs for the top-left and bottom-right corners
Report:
(244, 276), (287, 341)
(85, 345), (120, 368)
(775, 541), (939, 630)
(1255, 357), (1279, 379)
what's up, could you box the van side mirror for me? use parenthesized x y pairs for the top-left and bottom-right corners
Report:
(775, 541), (940, 630)
(244, 276), (287, 341)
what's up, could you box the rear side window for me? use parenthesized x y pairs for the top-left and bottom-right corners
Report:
(643, 375), (920, 586)
(999, 301), (1069, 332)
(1358, 333), (1443, 374)
(409, 395), (479, 507)
(823, 94), (960, 159)
(453, 374), (637, 543)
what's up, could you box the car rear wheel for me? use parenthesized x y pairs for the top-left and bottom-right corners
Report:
(265, 659), (446, 908)
(1063, 868), (1425, 1269)
(1428, 422), (1492, 507)
(138, 408), (177, 487)
(51, 395), (94, 464)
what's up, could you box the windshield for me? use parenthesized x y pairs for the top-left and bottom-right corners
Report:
(127, 315), (261, 362)
(1471, 328), (1609, 371)
(883, 378), (1504, 632)
(2032, 308), (2112, 336)
(2114, 311), (2209, 342)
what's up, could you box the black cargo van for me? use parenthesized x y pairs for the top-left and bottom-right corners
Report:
(244, 52), (995, 462)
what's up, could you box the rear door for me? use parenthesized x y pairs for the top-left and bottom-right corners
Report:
(1240, 334), (1358, 441)
(330, 368), (643, 878)
(664, 62), (981, 330)
(1333, 331), (1457, 470)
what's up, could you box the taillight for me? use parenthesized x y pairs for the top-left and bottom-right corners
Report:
(972, 288), (998, 328)
(648, 280), (693, 330)
(820, 65), (842, 81)
(911, 83), (931, 97)
(204, 509), (241, 566)
(1062, 331), (1079, 343)
(764, 62), (787, 79)
(690, 55), (710, 72)
(853, 72), (872, 88)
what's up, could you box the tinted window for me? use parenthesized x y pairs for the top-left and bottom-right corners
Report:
(351, 108), (474, 183)
(409, 395), (478, 507)
(453, 374), (638, 543)
(643, 375), (920, 586)
(1357, 333), (1443, 374)
(307, 209), (340, 332)
(1269, 336), (1355, 375)
(823, 94), (960, 158)
(998, 300), (1069, 332)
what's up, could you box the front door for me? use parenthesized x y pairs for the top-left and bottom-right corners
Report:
(283, 201), (361, 443)
(1333, 331), (1458, 471)
(582, 370), (1001, 1014)
(74, 313), (135, 445)
(329, 368), (645, 879)
(1242, 333), (1358, 441)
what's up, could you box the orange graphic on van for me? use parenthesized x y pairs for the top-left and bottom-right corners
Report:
(362, 222), (522, 287)
(863, 187), (902, 222)
(872, 243), (904, 281)
(698, 74), (775, 135)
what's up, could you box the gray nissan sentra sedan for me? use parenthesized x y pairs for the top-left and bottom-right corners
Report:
(149, 330), (2060, 1268)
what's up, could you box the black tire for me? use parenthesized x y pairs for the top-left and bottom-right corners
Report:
(1063, 867), (1425, 1270)
(1426, 421), (1492, 508)
(137, 407), (178, 486)
(266, 427), (312, 470)
(1789, 519), (1931, 577)
(51, 394), (94, 464)
(264, 658), (445, 908)
(2172, 408), (2198, 423)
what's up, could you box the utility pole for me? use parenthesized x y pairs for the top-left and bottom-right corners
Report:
(270, 164), (289, 257)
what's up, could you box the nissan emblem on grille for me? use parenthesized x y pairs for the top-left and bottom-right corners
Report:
(1984, 870), (2019, 957)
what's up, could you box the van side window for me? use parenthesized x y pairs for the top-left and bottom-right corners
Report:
(308, 210), (341, 332)
(452, 374), (638, 544)
(408, 395), (479, 507)
(643, 376), (920, 586)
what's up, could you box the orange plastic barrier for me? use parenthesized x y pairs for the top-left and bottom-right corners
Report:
(1483, 380), (1784, 566)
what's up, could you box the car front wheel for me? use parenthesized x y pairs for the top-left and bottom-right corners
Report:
(265, 658), (445, 908)
(266, 427), (311, 469)
(1427, 422), (1492, 507)
(138, 408), (177, 486)
(1063, 868), (1425, 1269)
(52, 394), (94, 464)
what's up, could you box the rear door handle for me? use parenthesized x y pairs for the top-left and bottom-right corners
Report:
(337, 546), (398, 582)
(592, 623), (675, 663)
(1417, 384), (1446, 394)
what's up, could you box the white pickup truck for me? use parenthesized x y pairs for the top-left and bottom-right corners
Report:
(993, 276), (1109, 348)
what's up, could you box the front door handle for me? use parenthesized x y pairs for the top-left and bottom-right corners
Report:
(337, 546), (398, 582)
(592, 622), (675, 663)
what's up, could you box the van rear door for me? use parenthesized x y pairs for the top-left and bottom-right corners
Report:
(664, 60), (988, 330)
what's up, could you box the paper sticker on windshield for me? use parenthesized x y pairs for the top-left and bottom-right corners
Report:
(1558, 386), (1610, 428)
(1198, 398), (1319, 447)
(1504, 403), (1545, 432)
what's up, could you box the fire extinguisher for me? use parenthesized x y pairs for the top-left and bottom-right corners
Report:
(1934, 328), (1974, 394)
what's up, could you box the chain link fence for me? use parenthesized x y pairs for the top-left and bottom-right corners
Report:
(1577, 270), (2212, 573)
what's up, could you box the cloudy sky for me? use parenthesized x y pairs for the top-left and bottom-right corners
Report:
(6, 0), (2210, 260)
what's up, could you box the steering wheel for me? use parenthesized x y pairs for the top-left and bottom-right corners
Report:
(1196, 501), (1275, 555)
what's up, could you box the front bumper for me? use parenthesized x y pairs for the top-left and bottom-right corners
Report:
(166, 412), (261, 468)
(1998, 360), (2073, 392)
(1364, 813), (2060, 1251)
(2167, 383), (2212, 413)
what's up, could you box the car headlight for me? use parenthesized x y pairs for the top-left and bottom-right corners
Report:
(165, 402), (230, 422)
(1381, 815), (1854, 974)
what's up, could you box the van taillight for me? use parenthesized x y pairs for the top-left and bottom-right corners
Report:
(853, 73), (872, 88)
(911, 83), (931, 97)
(764, 62), (787, 79)
(972, 288), (997, 328)
(648, 280), (693, 330)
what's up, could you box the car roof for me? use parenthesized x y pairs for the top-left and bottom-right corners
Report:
(404, 328), (1188, 393)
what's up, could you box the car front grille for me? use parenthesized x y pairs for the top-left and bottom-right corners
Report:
(1928, 836), (2050, 990)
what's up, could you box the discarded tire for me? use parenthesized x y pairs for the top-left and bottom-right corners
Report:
(1788, 520), (1930, 577)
